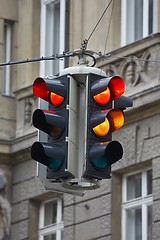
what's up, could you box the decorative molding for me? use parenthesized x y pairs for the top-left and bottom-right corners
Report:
(119, 56), (140, 87)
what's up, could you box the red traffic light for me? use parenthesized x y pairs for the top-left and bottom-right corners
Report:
(108, 76), (125, 100)
(32, 77), (64, 106)
(92, 76), (125, 105)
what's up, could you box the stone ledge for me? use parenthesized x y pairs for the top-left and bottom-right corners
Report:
(0, 131), (37, 164)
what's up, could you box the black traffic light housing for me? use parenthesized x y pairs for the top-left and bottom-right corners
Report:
(83, 73), (132, 180)
(31, 75), (74, 180)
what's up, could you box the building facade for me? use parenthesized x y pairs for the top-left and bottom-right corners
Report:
(0, 0), (160, 239)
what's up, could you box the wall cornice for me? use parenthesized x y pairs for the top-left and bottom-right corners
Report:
(0, 131), (37, 165)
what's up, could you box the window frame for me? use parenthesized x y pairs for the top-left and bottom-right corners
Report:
(121, 168), (153, 240)
(40, 0), (67, 77)
(3, 21), (12, 96)
(121, 0), (158, 46)
(39, 197), (64, 240)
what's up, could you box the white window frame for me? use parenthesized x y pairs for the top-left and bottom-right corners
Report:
(122, 168), (153, 240)
(121, 0), (158, 46)
(40, 0), (66, 77)
(39, 197), (64, 240)
(3, 21), (12, 96)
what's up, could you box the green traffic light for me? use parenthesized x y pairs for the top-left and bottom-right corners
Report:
(48, 157), (62, 171)
(90, 141), (123, 170)
(31, 142), (64, 172)
(92, 153), (109, 169)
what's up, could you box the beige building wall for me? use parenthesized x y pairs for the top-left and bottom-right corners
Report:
(69, 0), (121, 54)
(0, 1), (42, 239)
(0, 0), (160, 240)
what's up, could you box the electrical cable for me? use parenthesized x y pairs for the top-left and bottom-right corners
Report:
(87, 0), (113, 43)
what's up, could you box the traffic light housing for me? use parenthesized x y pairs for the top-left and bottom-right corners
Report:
(31, 75), (76, 180)
(31, 66), (133, 192)
(83, 73), (132, 180)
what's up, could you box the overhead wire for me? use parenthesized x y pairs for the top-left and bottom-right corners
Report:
(100, 0), (115, 73)
(0, 0), (160, 66)
(87, 0), (113, 43)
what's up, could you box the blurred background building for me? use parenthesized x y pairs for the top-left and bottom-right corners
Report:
(0, 0), (160, 239)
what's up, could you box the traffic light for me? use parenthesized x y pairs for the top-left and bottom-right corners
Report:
(83, 73), (132, 180)
(31, 75), (76, 180)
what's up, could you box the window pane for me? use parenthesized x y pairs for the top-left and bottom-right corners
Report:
(61, 229), (64, 240)
(147, 205), (152, 240)
(3, 22), (11, 95)
(147, 170), (152, 195)
(149, 0), (153, 34)
(45, 2), (60, 75)
(127, 173), (142, 200)
(135, 208), (142, 240)
(44, 201), (57, 226)
(126, 0), (134, 44)
(134, 0), (143, 41)
(126, 207), (142, 240)
(44, 233), (56, 240)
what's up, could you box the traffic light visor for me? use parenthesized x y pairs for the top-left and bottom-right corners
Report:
(32, 77), (64, 106)
(90, 141), (123, 169)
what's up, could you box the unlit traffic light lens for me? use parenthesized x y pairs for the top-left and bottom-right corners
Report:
(33, 109), (65, 139)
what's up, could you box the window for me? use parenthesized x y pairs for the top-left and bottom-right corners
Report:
(121, 0), (157, 46)
(3, 21), (12, 95)
(39, 198), (64, 240)
(40, 0), (69, 76)
(122, 169), (153, 240)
